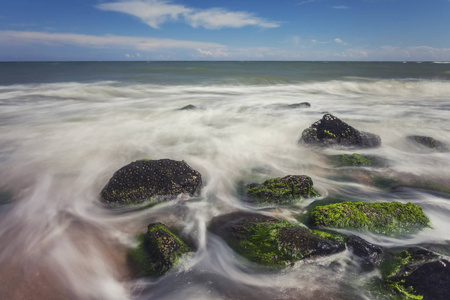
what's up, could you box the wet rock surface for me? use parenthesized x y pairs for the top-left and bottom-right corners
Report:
(300, 114), (381, 148)
(100, 159), (202, 205)
(347, 235), (383, 266)
(387, 247), (450, 300)
(209, 212), (345, 266)
(130, 223), (191, 277)
(245, 175), (318, 204)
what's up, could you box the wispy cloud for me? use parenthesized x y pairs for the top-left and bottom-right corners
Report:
(97, 0), (279, 29)
(296, 0), (317, 6)
(0, 30), (224, 51)
(334, 38), (347, 45)
(332, 6), (350, 9)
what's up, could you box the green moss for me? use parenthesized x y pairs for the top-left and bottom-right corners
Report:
(330, 153), (374, 167)
(309, 229), (346, 242)
(323, 130), (336, 138)
(236, 219), (298, 266)
(309, 201), (430, 236)
(246, 175), (319, 205)
(138, 158), (153, 161)
(385, 251), (423, 299)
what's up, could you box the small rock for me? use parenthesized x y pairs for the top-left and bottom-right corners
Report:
(245, 175), (319, 205)
(299, 114), (381, 148)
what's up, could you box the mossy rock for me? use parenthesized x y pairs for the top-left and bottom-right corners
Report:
(129, 223), (191, 277)
(386, 247), (450, 300)
(407, 135), (448, 152)
(309, 201), (430, 236)
(100, 159), (202, 206)
(329, 153), (384, 167)
(209, 212), (345, 267)
(299, 114), (381, 148)
(245, 175), (319, 205)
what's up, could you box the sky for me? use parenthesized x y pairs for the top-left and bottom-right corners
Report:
(1, 0), (449, 61)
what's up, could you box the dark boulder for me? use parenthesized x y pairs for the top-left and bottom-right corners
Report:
(407, 135), (448, 151)
(245, 175), (319, 205)
(100, 159), (202, 205)
(300, 114), (381, 148)
(347, 235), (383, 266)
(209, 212), (345, 266)
(387, 247), (450, 300)
(130, 223), (191, 277)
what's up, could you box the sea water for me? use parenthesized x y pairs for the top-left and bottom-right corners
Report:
(0, 61), (450, 299)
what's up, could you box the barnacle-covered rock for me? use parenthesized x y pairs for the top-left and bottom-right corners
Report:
(300, 114), (381, 148)
(100, 159), (202, 206)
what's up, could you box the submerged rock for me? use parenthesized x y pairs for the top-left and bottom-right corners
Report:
(178, 104), (198, 111)
(386, 247), (450, 300)
(129, 223), (191, 277)
(309, 201), (430, 236)
(407, 135), (448, 151)
(347, 235), (383, 267)
(100, 159), (202, 206)
(300, 114), (381, 148)
(279, 102), (311, 109)
(209, 212), (345, 266)
(329, 153), (383, 167)
(245, 175), (319, 205)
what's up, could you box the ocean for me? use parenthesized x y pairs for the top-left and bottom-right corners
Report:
(1, 61), (450, 299)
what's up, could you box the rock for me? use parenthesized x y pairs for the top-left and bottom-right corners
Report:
(100, 159), (202, 206)
(329, 153), (383, 167)
(407, 135), (448, 151)
(129, 223), (191, 277)
(299, 114), (381, 148)
(309, 201), (430, 236)
(178, 104), (198, 111)
(209, 212), (345, 266)
(245, 175), (319, 205)
(387, 247), (450, 300)
(347, 235), (383, 266)
(279, 102), (311, 109)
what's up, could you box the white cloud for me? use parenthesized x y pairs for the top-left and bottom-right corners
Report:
(332, 6), (350, 9)
(97, 0), (190, 29)
(0, 30), (224, 51)
(334, 38), (347, 45)
(97, 0), (279, 29)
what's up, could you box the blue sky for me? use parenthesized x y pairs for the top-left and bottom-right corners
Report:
(1, 0), (449, 61)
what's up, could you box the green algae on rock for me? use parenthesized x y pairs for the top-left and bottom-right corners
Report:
(100, 159), (202, 206)
(129, 223), (191, 277)
(209, 212), (345, 267)
(245, 175), (319, 204)
(407, 135), (448, 152)
(385, 247), (450, 300)
(309, 201), (430, 236)
(329, 153), (381, 167)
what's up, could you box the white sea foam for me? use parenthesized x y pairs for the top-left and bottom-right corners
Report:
(1, 77), (450, 299)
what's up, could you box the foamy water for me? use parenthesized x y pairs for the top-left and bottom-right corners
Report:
(1, 62), (450, 299)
